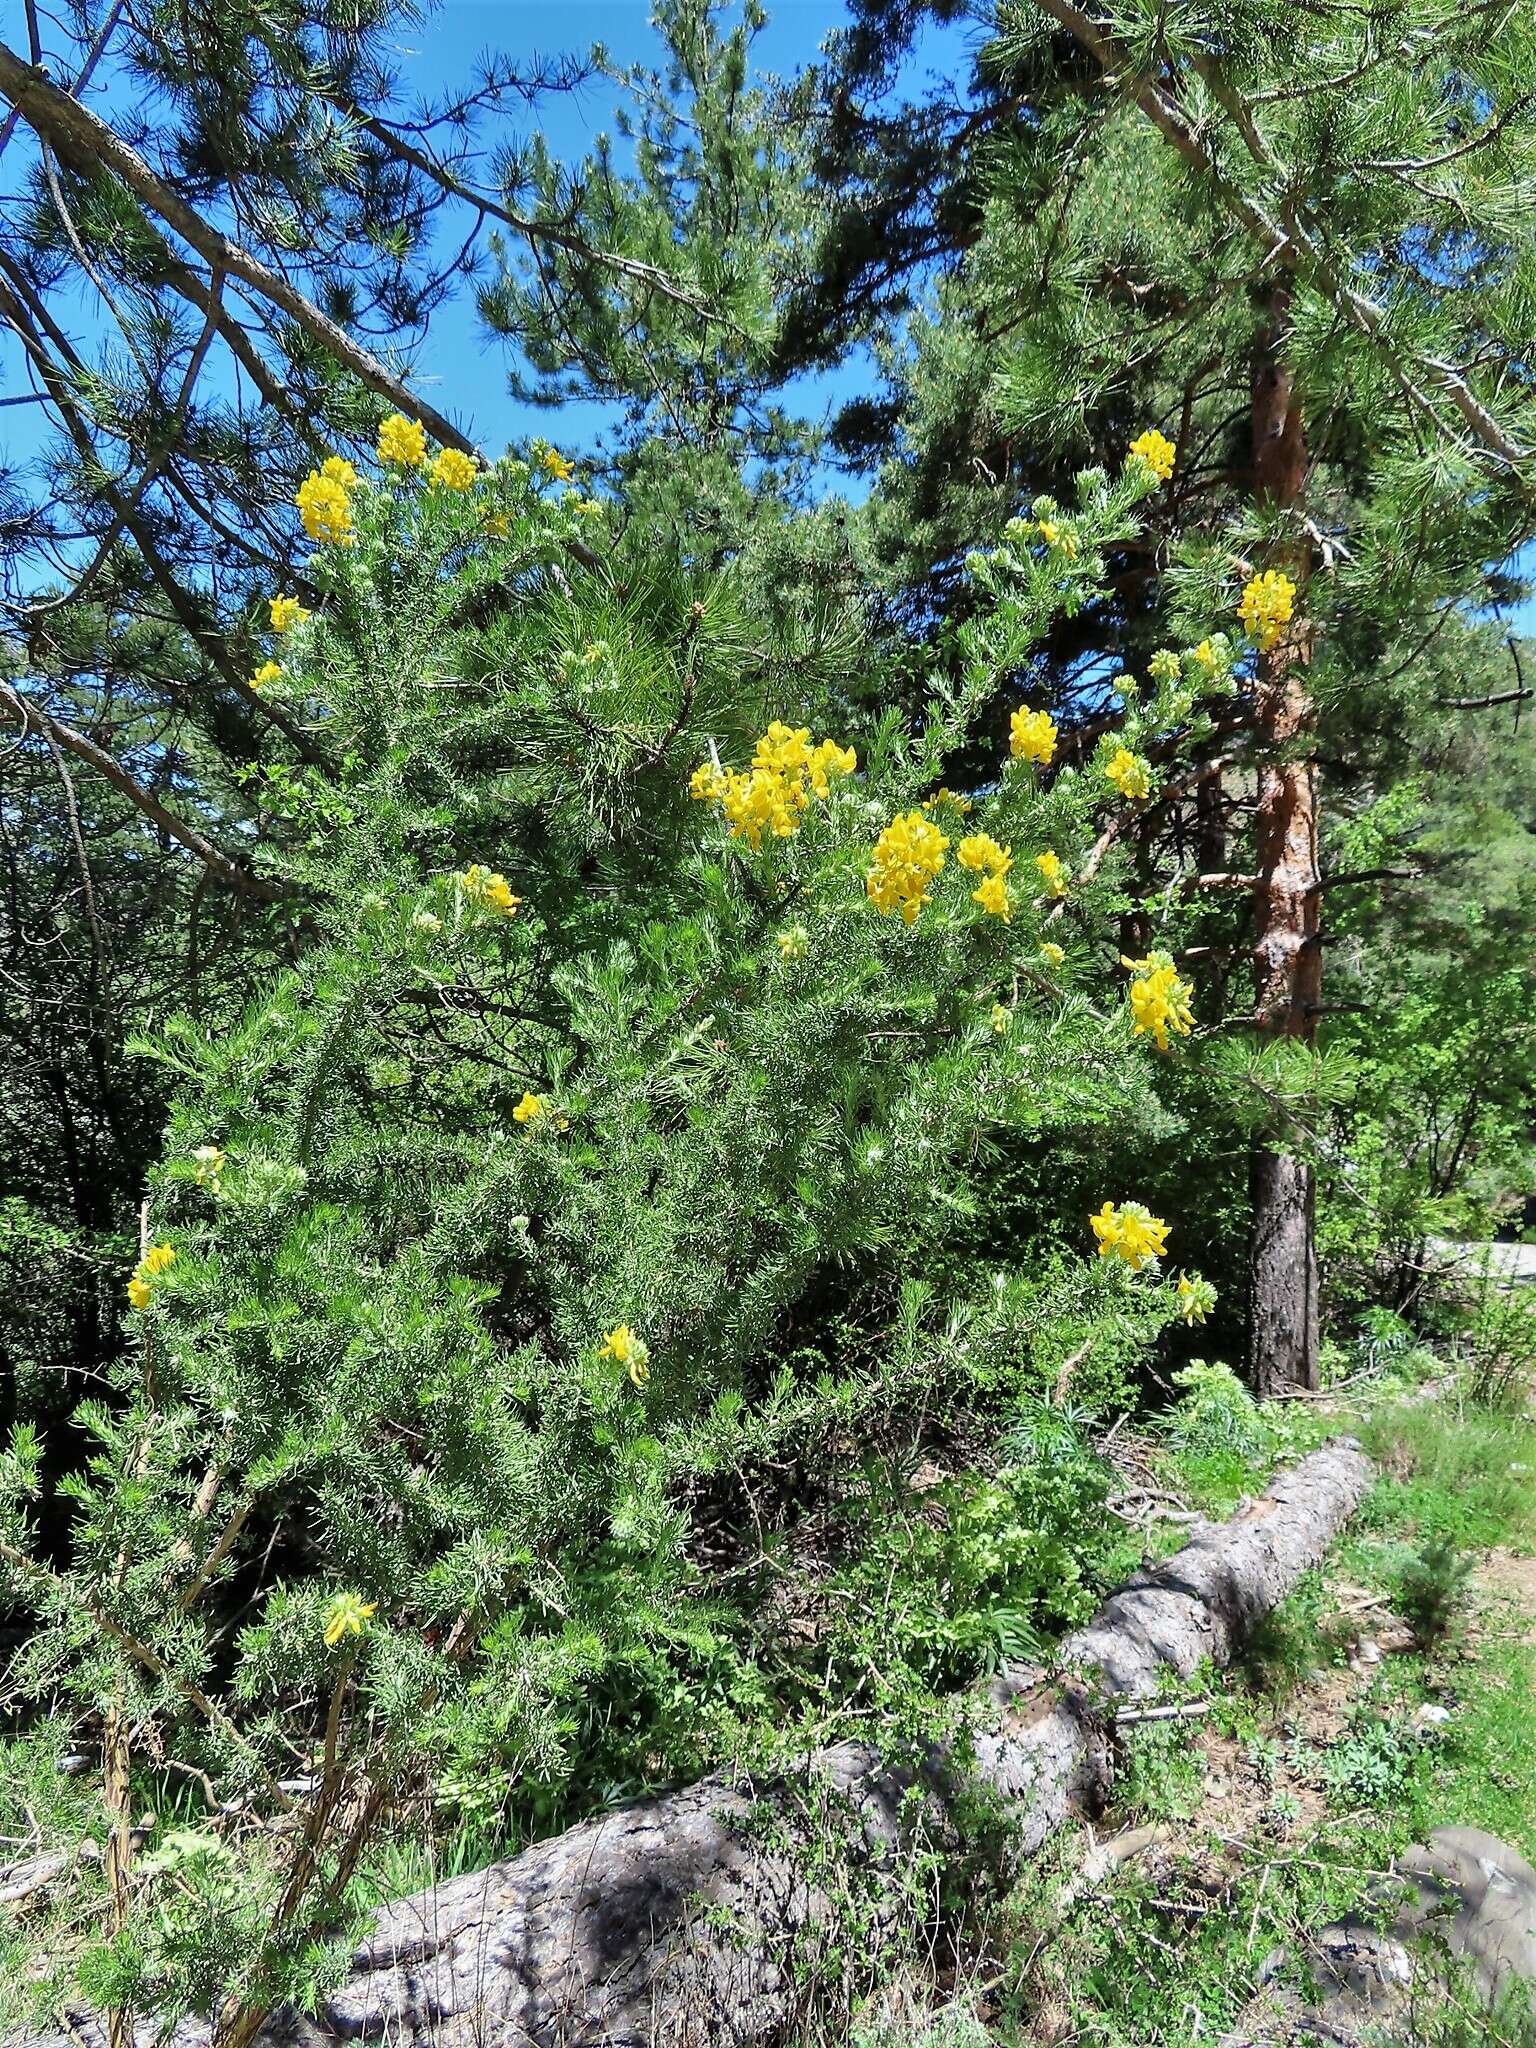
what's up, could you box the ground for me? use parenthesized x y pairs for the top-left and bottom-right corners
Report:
(858, 1366), (1536, 2048)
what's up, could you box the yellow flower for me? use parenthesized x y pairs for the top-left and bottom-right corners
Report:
(1105, 746), (1152, 801)
(1040, 941), (1066, 968)
(268, 594), (309, 633)
(1010, 704), (1057, 767)
(127, 1240), (175, 1311)
(1035, 849), (1069, 898)
(971, 872), (1010, 921)
(991, 1003), (1010, 1034)
(754, 721), (812, 778)
(921, 787), (972, 816)
(1176, 1273), (1216, 1326)
(249, 660), (283, 693)
(777, 924), (809, 961)
(192, 1145), (225, 1194)
(1127, 429), (1176, 483)
(513, 1091), (544, 1124)
(460, 865), (522, 917)
(296, 460), (356, 545)
(484, 512), (512, 539)
(541, 448), (576, 482)
(957, 833), (1012, 877)
(598, 1324), (651, 1387)
(1122, 950), (1195, 1052)
(1238, 569), (1297, 652)
(377, 413), (428, 467)
(1190, 634), (1231, 679)
(692, 726), (854, 848)
(867, 810), (949, 924)
(1038, 519), (1079, 559)
(807, 738), (857, 798)
(1147, 649), (1181, 685)
(1090, 1200), (1170, 1271)
(431, 447), (479, 492)
(322, 1592), (377, 1648)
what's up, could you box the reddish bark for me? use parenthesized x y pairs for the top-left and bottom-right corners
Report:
(1247, 294), (1321, 1397)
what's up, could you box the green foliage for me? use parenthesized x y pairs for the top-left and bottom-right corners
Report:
(1393, 1533), (1475, 1654)
(1359, 1402), (1536, 1554)
(3, 435), (1223, 2027)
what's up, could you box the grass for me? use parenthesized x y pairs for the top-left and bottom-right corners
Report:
(950, 1376), (1536, 2044)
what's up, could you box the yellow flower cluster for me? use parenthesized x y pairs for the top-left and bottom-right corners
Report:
(690, 724), (857, 851)
(599, 1323), (651, 1388)
(1010, 704), (1057, 767)
(268, 594), (309, 633)
(192, 1144), (225, 1194)
(957, 833), (1013, 920)
(1148, 649), (1181, 685)
(1191, 635), (1231, 679)
(1090, 1200), (1169, 1271)
(322, 1591), (377, 1647)
(431, 447), (479, 492)
(1177, 1273), (1217, 1326)
(460, 865), (522, 917)
(1122, 950), (1195, 1052)
(296, 456), (358, 544)
(514, 1090), (567, 1132)
(1038, 519), (1079, 559)
(1127, 429), (1177, 483)
(1105, 746), (1151, 801)
(541, 448), (575, 482)
(1035, 849), (1070, 898)
(377, 413), (428, 467)
(249, 660), (282, 693)
(127, 1241), (175, 1313)
(922, 787), (973, 817)
(1239, 569), (1297, 651)
(1040, 941), (1065, 967)
(991, 1002), (1011, 1034)
(867, 810), (950, 924)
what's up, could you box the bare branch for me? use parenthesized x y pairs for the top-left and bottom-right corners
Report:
(0, 681), (284, 900)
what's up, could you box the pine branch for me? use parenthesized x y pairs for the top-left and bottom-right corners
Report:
(0, 260), (328, 766)
(0, 682), (284, 900)
(0, 41), (476, 457)
(1032, 0), (1532, 468)
(328, 96), (748, 338)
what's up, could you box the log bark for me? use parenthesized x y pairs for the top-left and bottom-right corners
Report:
(1247, 287), (1322, 1399)
(12, 1442), (1373, 2048)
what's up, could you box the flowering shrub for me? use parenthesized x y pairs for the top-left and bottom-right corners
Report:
(0, 428), (1266, 2028)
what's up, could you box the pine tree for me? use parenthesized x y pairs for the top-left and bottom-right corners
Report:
(787, 0), (1536, 1390)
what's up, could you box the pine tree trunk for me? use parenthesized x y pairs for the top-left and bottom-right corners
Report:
(1247, 293), (1321, 1398)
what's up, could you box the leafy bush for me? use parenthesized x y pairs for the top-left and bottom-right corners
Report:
(1393, 1532), (1475, 1652)
(0, 433), (1242, 2029)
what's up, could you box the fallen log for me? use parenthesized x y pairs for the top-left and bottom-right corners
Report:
(15, 1439), (1374, 2048)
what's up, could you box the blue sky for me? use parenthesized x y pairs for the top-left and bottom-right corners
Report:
(2, 0), (1531, 630)
(0, 0), (977, 500)
(355, 1), (977, 469)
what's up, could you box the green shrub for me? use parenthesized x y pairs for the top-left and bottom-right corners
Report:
(0, 435), (1237, 2030)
